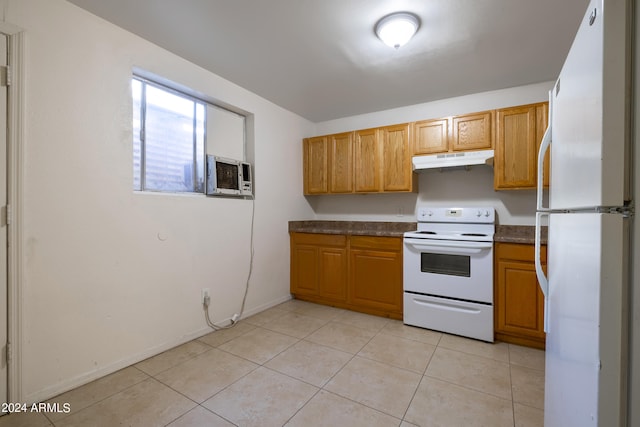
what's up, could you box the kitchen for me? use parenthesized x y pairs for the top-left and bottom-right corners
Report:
(0, 0), (637, 426)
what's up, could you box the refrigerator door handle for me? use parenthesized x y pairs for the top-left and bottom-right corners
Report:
(535, 90), (552, 333)
(536, 120), (551, 212)
(535, 211), (549, 332)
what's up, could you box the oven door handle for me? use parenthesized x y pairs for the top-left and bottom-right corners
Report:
(404, 238), (492, 254)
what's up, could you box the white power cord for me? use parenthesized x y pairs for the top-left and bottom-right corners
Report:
(203, 195), (255, 330)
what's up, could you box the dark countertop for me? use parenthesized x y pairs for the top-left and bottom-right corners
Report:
(290, 221), (547, 244)
(494, 225), (547, 245)
(288, 220), (417, 237)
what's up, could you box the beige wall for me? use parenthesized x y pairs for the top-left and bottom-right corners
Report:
(7, 0), (314, 402)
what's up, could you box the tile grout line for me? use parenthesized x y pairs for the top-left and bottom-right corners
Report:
(43, 365), (153, 426)
(151, 322), (281, 425)
(436, 342), (510, 363)
(211, 319), (319, 426)
(508, 343), (517, 427)
(188, 322), (314, 424)
(399, 334), (444, 425)
(400, 342), (437, 424)
(311, 321), (408, 425)
(255, 314), (330, 426)
(425, 339), (516, 404)
(272, 313), (408, 425)
(401, 374), (428, 426)
(135, 340), (216, 378)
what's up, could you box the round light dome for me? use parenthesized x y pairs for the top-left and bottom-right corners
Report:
(375, 12), (420, 49)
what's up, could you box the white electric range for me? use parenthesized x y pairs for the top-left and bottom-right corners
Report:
(403, 206), (495, 342)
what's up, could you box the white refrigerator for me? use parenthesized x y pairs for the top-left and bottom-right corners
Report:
(534, 0), (634, 426)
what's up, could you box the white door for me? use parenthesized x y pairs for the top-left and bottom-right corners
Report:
(0, 33), (7, 406)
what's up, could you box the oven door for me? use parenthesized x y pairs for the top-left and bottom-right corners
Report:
(403, 237), (493, 303)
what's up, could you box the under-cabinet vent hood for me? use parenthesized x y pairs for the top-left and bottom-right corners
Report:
(412, 150), (494, 171)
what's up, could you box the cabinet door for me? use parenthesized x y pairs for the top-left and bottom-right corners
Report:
(381, 124), (414, 192)
(318, 247), (348, 301)
(290, 233), (348, 302)
(290, 244), (319, 296)
(328, 132), (353, 193)
(494, 102), (549, 190)
(349, 236), (402, 314)
(413, 118), (449, 155)
(494, 105), (537, 189)
(451, 111), (493, 151)
(354, 128), (381, 193)
(303, 136), (328, 194)
(495, 243), (546, 347)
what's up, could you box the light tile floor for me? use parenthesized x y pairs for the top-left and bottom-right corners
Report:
(0, 299), (545, 427)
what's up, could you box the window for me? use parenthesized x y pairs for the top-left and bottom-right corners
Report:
(132, 77), (205, 193)
(420, 252), (471, 277)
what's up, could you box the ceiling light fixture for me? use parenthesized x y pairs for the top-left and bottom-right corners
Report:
(375, 12), (420, 49)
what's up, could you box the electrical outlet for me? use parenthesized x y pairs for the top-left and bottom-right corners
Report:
(201, 288), (210, 304)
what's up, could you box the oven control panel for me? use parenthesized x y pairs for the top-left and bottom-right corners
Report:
(417, 206), (495, 223)
(445, 208), (463, 218)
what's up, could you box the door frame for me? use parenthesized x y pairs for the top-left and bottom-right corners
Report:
(0, 21), (25, 403)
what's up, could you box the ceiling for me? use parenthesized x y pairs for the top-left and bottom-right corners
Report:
(67, 0), (590, 122)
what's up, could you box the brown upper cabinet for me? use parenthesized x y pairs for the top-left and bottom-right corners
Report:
(328, 132), (353, 193)
(303, 132), (354, 194)
(413, 118), (449, 155)
(413, 111), (493, 156)
(380, 124), (414, 192)
(353, 128), (381, 193)
(303, 102), (548, 195)
(494, 102), (549, 190)
(451, 111), (494, 151)
(303, 136), (328, 194)
(304, 123), (416, 195)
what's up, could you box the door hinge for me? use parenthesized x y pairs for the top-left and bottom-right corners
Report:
(0, 65), (9, 87)
(2, 205), (10, 226)
(598, 205), (635, 217)
(620, 206), (634, 217)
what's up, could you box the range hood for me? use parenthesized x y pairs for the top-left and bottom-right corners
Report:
(412, 150), (494, 171)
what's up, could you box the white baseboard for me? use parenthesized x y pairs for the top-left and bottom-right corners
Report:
(237, 294), (292, 319)
(22, 294), (294, 404)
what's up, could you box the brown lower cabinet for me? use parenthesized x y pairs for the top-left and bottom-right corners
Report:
(290, 232), (402, 319)
(494, 242), (547, 349)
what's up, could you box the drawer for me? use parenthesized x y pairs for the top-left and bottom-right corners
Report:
(403, 292), (493, 342)
(350, 235), (402, 251)
(290, 232), (347, 247)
